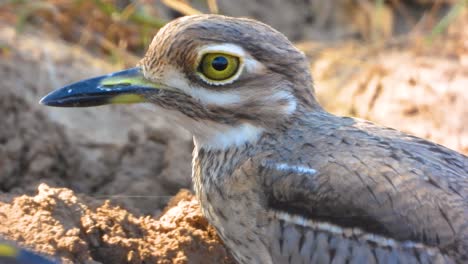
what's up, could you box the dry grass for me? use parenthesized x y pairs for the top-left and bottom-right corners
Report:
(0, 0), (170, 64)
(0, 0), (464, 65)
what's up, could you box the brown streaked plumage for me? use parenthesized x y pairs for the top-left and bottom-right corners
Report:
(41, 14), (468, 264)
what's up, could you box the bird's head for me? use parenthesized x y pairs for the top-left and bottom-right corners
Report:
(41, 15), (319, 149)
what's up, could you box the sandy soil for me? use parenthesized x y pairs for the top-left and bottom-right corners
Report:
(0, 185), (234, 264)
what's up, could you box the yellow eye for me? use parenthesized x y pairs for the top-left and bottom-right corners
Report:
(199, 53), (240, 81)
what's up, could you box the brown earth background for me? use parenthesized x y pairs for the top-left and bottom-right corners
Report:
(0, 0), (467, 263)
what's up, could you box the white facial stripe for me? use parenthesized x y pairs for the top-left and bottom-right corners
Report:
(243, 56), (265, 74)
(162, 65), (296, 112)
(197, 43), (247, 56)
(163, 66), (242, 105)
(285, 99), (297, 115)
(269, 91), (297, 114)
(191, 87), (241, 105)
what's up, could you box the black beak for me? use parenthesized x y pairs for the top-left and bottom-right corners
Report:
(40, 67), (161, 107)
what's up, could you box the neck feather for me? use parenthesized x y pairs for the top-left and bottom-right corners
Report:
(193, 123), (264, 150)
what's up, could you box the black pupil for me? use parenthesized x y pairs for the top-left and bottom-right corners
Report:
(211, 56), (228, 71)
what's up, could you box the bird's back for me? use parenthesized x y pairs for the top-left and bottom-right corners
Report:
(260, 111), (468, 262)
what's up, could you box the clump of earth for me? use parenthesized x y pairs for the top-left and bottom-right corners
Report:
(0, 186), (234, 264)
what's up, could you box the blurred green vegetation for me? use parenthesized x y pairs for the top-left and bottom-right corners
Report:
(0, 0), (465, 65)
(1, 0), (167, 56)
(428, 0), (466, 42)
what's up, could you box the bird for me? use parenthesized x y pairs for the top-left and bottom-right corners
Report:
(40, 14), (468, 264)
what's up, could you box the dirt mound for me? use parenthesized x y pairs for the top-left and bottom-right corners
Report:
(0, 24), (193, 216)
(0, 87), (83, 194)
(0, 185), (234, 264)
